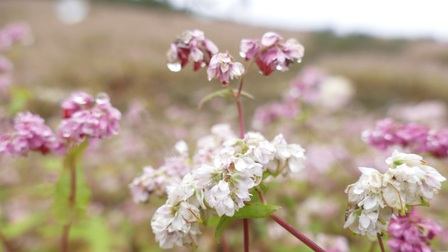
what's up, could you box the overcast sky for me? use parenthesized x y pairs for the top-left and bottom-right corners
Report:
(167, 0), (448, 41)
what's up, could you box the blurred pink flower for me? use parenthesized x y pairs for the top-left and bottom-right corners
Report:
(207, 52), (244, 84)
(0, 22), (31, 51)
(167, 29), (218, 72)
(388, 209), (442, 252)
(58, 92), (121, 142)
(363, 118), (448, 158)
(240, 32), (304, 76)
(0, 112), (63, 156)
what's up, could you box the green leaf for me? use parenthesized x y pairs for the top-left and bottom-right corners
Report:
(197, 89), (254, 109)
(233, 204), (280, 219)
(215, 215), (234, 242)
(214, 204), (280, 242)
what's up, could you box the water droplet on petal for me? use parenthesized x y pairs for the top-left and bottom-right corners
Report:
(297, 58), (302, 63)
(239, 52), (246, 58)
(167, 62), (181, 72)
(96, 92), (110, 105)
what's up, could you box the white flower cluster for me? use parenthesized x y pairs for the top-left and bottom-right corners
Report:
(139, 124), (306, 249)
(344, 150), (446, 236)
(129, 141), (192, 203)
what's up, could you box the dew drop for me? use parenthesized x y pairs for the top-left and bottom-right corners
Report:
(297, 58), (302, 63)
(96, 92), (110, 105)
(167, 62), (181, 72)
(239, 52), (246, 58)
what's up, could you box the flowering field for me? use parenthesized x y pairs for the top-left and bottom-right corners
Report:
(1, 1), (448, 252)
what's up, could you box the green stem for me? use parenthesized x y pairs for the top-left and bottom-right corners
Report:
(60, 140), (88, 252)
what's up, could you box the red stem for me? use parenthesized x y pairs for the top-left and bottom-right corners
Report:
(243, 219), (249, 252)
(377, 233), (385, 252)
(0, 230), (15, 252)
(258, 191), (325, 252)
(270, 214), (325, 252)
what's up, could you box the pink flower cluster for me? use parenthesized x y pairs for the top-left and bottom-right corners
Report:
(0, 112), (62, 156)
(58, 92), (121, 142)
(240, 32), (304, 76)
(252, 67), (325, 129)
(0, 22), (31, 51)
(362, 118), (448, 158)
(0, 91), (121, 157)
(166, 29), (218, 72)
(388, 209), (442, 252)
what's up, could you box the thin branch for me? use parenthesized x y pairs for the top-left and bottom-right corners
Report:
(377, 233), (385, 252)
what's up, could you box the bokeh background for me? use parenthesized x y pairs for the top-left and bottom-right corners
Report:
(1, 0), (448, 251)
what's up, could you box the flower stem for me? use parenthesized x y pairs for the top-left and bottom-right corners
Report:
(270, 214), (325, 252)
(0, 230), (15, 252)
(258, 190), (325, 252)
(243, 219), (249, 252)
(60, 150), (77, 252)
(377, 233), (385, 252)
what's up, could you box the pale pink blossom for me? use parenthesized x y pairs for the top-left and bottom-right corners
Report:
(167, 29), (218, 72)
(207, 52), (244, 84)
(58, 92), (121, 142)
(240, 32), (304, 76)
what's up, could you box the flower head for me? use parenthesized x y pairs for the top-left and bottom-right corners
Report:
(58, 92), (121, 142)
(207, 52), (244, 84)
(240, 32), (304, 76)
(167, 29), (218, 72)
(0, 112), (63, 156)
(388, 209), (442, 252)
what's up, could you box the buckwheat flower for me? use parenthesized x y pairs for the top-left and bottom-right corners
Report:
(344, 167), (394, 235)
(207, 52), (244, 84)
(267, 134), (306, 175)
(388, 209), (442, 252)
(240, 38), (260, 60)
(0, 112), (62, 156)
(151, 201), (202, 249)
(129, 166), (173, 203)
(167, 29), (218, 72)
(0, 22), (32, 51)
(194, 124), (237, 164)
(243, 32), (304, 76)
(61, 91), (95, 118)
(58, 92), (121, 142)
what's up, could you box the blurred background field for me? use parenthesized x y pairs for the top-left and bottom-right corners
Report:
(1, 0), (448, 251)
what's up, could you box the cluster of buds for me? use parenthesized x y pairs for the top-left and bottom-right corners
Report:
(252, 67), (354, 129)
(57, 92), (121, 143)
(388, 209), (442, 252)
(0, 91), (121, 156)
(344, 150), (446, 236)
(0, 112), (62, 156)
(130, 124), (306, 248)
(240, 32), (304, 76)
(166, 29), (218, 72)
(363, 118), (448, 158)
